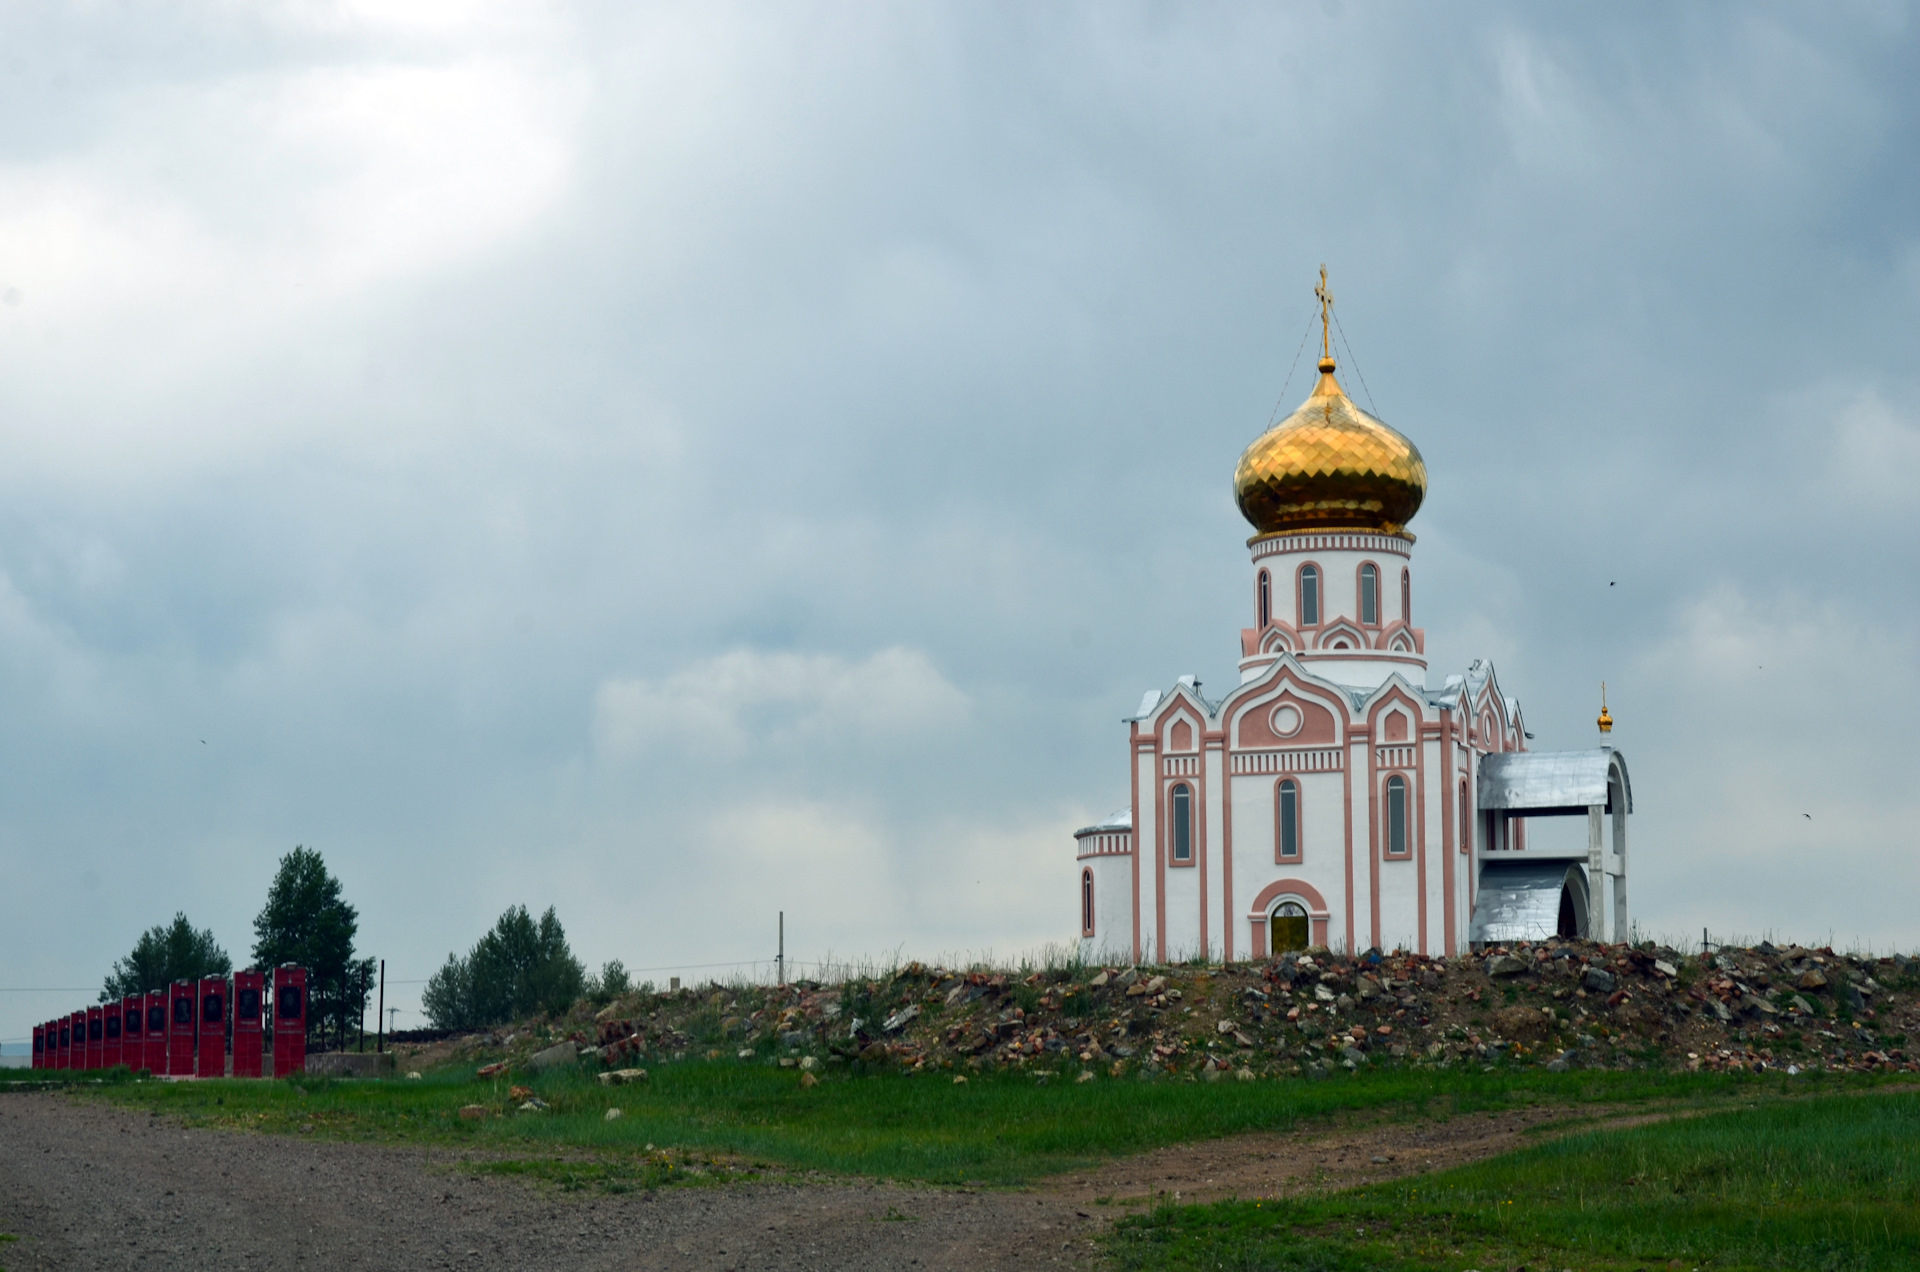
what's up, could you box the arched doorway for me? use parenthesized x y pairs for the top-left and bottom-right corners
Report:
(1270, 900), (1310, 953)
(1556, 866), (1591, 940)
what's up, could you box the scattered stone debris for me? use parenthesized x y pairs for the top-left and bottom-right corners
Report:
(528, 1042), (579, 1072)
(395, 945), (1916, 1083)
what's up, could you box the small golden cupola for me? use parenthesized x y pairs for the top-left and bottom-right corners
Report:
(1233, 268), (1428, 540)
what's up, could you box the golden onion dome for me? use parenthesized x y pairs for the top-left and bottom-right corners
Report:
(1233, 356), (1427, 539)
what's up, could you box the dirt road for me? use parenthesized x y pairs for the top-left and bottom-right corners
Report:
(0, 1092), (1594, 1270)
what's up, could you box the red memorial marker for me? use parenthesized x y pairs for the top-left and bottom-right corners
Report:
(232, 969), (264, 1078)
(31, 1023), (44, 1069)
(167, 981), (196, 1077)
(55, 1016), (70, 1070)
(144, 991), (167, 1075)
(86, 1005), (104, 1070)
(196, 976), (227, 1077)
(121, 996), (145, 1073)
(69, 1011), (85, 1070)
(102, 998), (123, 1069)
(272, 966), (307, 1078)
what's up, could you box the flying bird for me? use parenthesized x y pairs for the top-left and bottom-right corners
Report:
(1803, 813), (1812, 820)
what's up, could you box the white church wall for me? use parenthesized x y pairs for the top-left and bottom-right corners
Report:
(1079, 852), (1134, 964)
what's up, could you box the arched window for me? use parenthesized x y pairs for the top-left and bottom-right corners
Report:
(1360, 563), (1379, 625)
(1459, 781), (1470, 855)
(1277, 779), (1300, 860)
(1299, 565), (1320, 626)
(1270, 900), (1309, 953)
(1257, 570), (1271, 628)
(1081, 868), (1095, 936)
(1385, 774), (1409, 857)
(1171, 783), (1193, 863)
(1401, 569), (1411, 624)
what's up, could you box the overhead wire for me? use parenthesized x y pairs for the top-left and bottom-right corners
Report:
(1331, 308), (1378, 416)
(1265, 302), (1322, 433)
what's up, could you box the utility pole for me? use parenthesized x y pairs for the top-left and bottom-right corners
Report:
(376, 959), (386, 1054)
(778, 911), (785, 987)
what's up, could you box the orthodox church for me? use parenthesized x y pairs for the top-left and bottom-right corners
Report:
(1074, 274), (1632, 962)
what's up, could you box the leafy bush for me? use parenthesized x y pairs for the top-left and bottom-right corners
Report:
(586, 959), (633, 1005)
(422, 905), (585, 1030)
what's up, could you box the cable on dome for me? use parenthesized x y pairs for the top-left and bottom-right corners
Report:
(1264, 302), (1321, 434)
(1332, 308), (1378, 416)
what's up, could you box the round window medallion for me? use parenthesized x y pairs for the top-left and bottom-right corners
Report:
(1271, 704), (1303, 737)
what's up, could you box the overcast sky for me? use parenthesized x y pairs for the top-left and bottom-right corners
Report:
(3, 2), (1919, 1042)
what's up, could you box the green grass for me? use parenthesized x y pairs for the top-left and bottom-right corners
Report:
(1109, 1089), (1920, 1271)
(83, 1058), (1896, 1188)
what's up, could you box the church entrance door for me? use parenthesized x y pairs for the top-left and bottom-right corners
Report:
(1270, 901), (1309, 953)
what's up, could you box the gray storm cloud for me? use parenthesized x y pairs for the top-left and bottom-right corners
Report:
(2, 2), (1918, 1044)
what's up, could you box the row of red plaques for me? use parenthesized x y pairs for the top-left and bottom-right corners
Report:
(28, 966), (307, 1078)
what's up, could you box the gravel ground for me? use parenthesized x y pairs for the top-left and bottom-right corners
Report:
(0, 1093), (1100, 1271)
(0, 1088), (1659, 1270)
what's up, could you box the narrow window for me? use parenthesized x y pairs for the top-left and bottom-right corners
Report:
(1171, 784), (1193, 863)
(1401, 569), (1411, 624)
(1360, 564), (1379, 625)
(1299, 565), (1320, 626)
(1278, 779), (1300, 859)
(1258, 570), (1271, 628)
(1456, 781), (1466, 853)
(1386, 774), (1408, 856)
(1081, 868), (1095, 936)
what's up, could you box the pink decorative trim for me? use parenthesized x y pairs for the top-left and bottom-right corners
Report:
(1168, 781), (1196, 869)
(1355, 560), (1382, 628)
(1250, 532), (1412, 560)
(1439, 708), (1456, 957)
(1246, 877), (1334, 953)
(1316, 618), (1368, 650)
(1231, 748), (1342, 775)
(1131, 724), (1143, 963)
(1275, 777), (1302, 864)
(1296, 561), (1321, 628)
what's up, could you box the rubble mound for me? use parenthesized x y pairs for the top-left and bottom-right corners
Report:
(412, 941), (1919, 1081)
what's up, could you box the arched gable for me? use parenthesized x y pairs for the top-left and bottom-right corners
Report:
(1315, 618), (1369, 651)
(1260, 620), (1302, 654)
(1238, 690), (1341, 748)
(1376, 619), (1422, 653)
(1224, 665), (1348, 749)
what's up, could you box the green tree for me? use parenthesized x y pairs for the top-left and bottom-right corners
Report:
(586, 959), (632, 1004)
(421, 905), (585, 1030)
(251, 847), (374, 1049)
(100, 913), (231, 1002)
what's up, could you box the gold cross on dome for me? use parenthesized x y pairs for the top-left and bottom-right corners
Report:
(1315, 265), (1334, 361)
